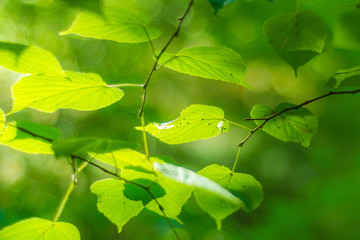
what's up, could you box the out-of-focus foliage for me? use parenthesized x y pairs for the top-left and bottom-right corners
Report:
(0, 0), (360, 239)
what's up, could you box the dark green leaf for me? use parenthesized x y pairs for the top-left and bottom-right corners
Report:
(123, 178), (166, 205)
(264, 11), (327, 70)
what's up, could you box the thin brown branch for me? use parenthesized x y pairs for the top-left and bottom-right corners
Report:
(138, 0), (194, 117)
(8, 123), (180, 239)
(239, 88), (360, 147)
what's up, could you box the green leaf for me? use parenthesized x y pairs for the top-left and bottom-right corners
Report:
(122, 167), (193, 222)
(139, 104), (229, 144)
(91, 179), (144, 233)
(0, 108), (5, 136)
(10, 71), (124, 114)
(157, 47), (249, 87)
(153, 162), (241, 205)
(60, 8), (161, 43)
(250, 103), (318, 147)
(326, 66), (360, 88)
(264, 11), (327, 70)
(0, 42), (63, 75)
(93, 148), (153, 172)
(208, 0), (237, 14)
(123, 178), (166, 205)
(194, 164), (263, 229)
(0, 218), (80, 240)
(52, 137), (131, 158)
(0, 121), (60, 154)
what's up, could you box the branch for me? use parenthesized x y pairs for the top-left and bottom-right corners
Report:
(7, 122), (180, 239)
(239, 88), (360, 147)
(138, 0), (194, 117)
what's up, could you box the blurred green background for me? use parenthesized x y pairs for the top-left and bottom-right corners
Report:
(1, 0), (360, 239)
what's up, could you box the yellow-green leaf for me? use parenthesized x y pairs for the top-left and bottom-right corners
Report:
(60, 8), (161, 43)
(0, 218), (80, 240)
(10, 71), (124, 114)
(91, 179), (144, 233)
(139, 104), (229, 144)
(0, 42), (63, 75)
(250, 103), (318, 147)
(0, 122), (60, 154)
(194, 164), (263, 229)
(158, 47), (249, 87)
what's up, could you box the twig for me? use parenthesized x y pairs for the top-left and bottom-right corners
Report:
(6, 122), (180, 239)
(239, 88), (360, 147)
(138, 0), (194, 117)
(53, 161), (88, 222)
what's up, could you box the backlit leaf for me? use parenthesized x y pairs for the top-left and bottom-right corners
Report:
(91, 179), (144, 233)
(122, 167), (193, 222)
(264, 11), (327, 70)
(326, 66), (360, 88)
(60, 8), (161, 43)
(250, 103), (318, 147)
(0, 42), (63, 75)
(158, 47), (249, 87)
(139, 104), (229, 144)
(10, 71), (124, 114)
(0, 108), (5, 136)
(194, 164), (263, 229)
(0, 121), (60, 154)
(153, 162), (241, 205)
(0, 218), (80, 240)
(93, 148), (153, 172)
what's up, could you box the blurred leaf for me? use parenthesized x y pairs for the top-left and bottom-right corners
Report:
(153, 162), (242, 205)
(10, 71), (124, 114)
(194, 164), (263, 229)
(326, 66), (360, 88)
(208, 0), (237, 14)
(0, 108), (5, 136)
(0, 42), (63, 75)
(52, 137), (131, 158)
(250, 103), (318, 147)
(91, 179), (144, 233)
(334, 9), (360, 51)
(158, 47), (249, 87)
(93, 148), (153, 172)
(123, 178), (166, 205)
(60, 0), (102, 13)
(264, 11), (327, 70)
(0, 122), (60, 154)
(138, 104), (229, 144)
(60, 8), (161, 43)
(0, 218), (80, 240)
(122, 167), (193, 222)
